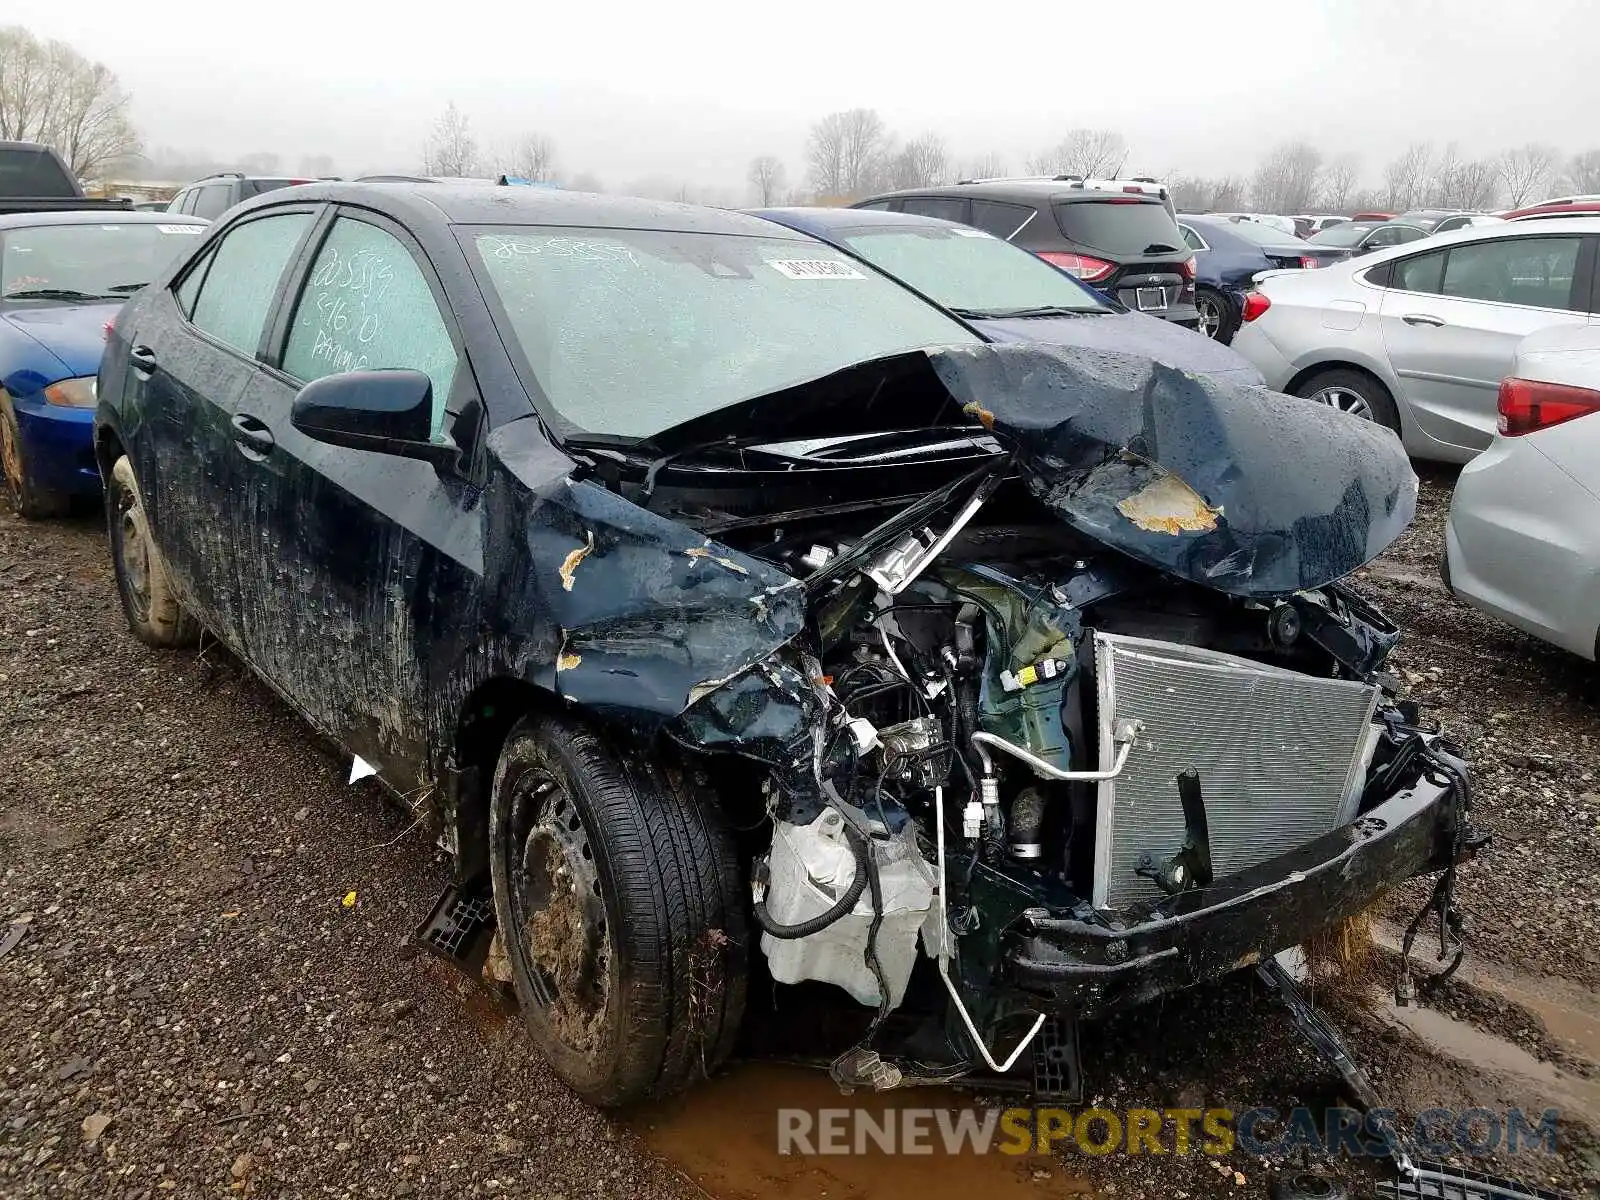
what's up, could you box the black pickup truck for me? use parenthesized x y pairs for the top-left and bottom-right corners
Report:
(0, 141), (132, 215)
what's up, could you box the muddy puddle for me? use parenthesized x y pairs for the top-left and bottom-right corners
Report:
(630, 1063), (1095, 1200)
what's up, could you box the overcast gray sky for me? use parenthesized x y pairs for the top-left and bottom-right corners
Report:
(10, 0), (1598, 195)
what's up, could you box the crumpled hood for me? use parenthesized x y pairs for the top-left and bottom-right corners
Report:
(927, 343), (1416, 598)
(976, 310), (1264, 384)
(0, 302), (121, 378)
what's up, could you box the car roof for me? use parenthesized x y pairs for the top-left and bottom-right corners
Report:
(235, 181), (807, 237)
(0, 210), (208, 230)
(749, 206), (969, 236)
(861, 181), (1159, 205)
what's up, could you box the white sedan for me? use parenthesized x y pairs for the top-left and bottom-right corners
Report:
(1231, 216), (1600, 462)
(1445, 323), (1600, 660)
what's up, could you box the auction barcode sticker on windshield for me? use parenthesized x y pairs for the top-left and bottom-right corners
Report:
(769, 259), (866, 280)
(158, 225), (203, 234)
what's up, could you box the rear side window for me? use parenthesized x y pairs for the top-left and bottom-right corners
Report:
(1390, 250), (1445, 294)
(1054, 200), (1184, 255)
(283, 217), (458, 438)
(969, 200), (1033, 239)
(166, 190), (191, 214)
(1179, 225), (1207, 251)
(1440, 237), (1580, 310)
(242, 179), (296, 198)
(190, 185), (234, 221)
(189, 212), (313, 355)
(853, 200), (894, 212)
(900, 196), (969, 223)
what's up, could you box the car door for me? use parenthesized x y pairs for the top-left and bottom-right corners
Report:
(1379, 233), (1593, 452)
(125, 206), (319, 649)
(229, 207), (479, 793)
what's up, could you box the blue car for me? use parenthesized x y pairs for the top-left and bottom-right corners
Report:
(749, 206), (1263, 386)
(0, 211), (206, 515)
(1176, 215), (1350, 345)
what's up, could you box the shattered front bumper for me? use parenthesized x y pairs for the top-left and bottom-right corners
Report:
(1006, 771), (1468, 1018)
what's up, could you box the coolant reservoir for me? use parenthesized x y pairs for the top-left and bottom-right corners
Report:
(758, 811), (935, 1009)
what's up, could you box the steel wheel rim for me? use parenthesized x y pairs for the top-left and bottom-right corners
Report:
(506, 766), (613, 1052)
(1310, 385), (1374, 420)
(116, 493), (153, 622)
(1195, 294), (1223, 339)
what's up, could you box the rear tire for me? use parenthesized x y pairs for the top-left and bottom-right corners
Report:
(1293, 368), (1402, 435)
(488, 713), (747, 1106)
(1195, 287), (1239, 344)
(0, 392), (70, 519)
(107, 455), (200, 648)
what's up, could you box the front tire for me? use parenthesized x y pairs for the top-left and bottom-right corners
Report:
(1195, 287), (1239, 344)
(1293, 368), (1402, 435)
(0, 392), (70, 519)
(488, 713), (747, 1106)
(107, 455), (200, 648)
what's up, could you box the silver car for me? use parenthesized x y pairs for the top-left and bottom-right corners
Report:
(1231, 216), (1600, 462)
(1446, 323), (1600, 659)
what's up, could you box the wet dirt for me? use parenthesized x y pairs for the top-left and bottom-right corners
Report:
(631, 1063), (1095, 1200)
(1375, 994), (1600, 1128)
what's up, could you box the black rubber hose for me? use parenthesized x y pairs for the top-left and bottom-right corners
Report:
(754, 823), (870, 940)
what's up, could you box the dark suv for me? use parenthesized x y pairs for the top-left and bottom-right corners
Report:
(164, 173), (316, 221)
(852, 180), (1199, 326)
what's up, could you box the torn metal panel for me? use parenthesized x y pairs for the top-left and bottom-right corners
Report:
(924, 343), (1418, 598)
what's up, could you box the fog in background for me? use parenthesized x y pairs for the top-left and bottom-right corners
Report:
(8, 0), (1598, 201)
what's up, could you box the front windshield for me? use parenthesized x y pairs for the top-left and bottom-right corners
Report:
(470, 225), (980, 439)
(1308, 223), (1374, 247)
(1, 221), (205, 299)
(832, 225), (1107, 316)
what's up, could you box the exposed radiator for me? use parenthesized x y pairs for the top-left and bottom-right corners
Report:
(1092, 633), (1380, 910)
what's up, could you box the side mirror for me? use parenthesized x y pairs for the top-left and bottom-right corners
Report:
(290, 369), (458, 468)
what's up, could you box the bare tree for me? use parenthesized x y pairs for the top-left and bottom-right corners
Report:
(1027, 129), (1128, 178)
(1320, 154), (1360, 210)
(0, 25), (141, 179)
(961, 152), (1009, 181)
(506, 133), (557, 183)
(1559, 150), (1600, 196)
(238, 152), (281, 176)
(888, 133), (948, 190)
(1383, 142), (1433, 211)
(1249, 142), (1322, 214)
(806, 108), (890, 199)
(1429, 143), (1499, 209)
(746, 154), (786, 205)
(1167, 174), (1247, 213)
(1498, 142), (1561, 208)
(424, 102), (478, 177)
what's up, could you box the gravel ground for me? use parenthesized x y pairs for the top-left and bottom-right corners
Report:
(2, 469), (1597, 1199)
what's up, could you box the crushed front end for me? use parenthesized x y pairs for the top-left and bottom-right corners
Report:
(664, 345), (1486, 1080)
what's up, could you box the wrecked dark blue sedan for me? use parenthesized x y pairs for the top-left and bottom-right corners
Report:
(94, 183), (1483, 1115)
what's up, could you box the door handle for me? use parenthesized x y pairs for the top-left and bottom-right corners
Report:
(1401, 313), (1446, 328)
(230, 413), (275, 458)
(129, 345), (158, 377)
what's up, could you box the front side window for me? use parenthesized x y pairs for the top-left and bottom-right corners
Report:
(283, 217), (458, 438)
(833, 225), (1106, 317)
(1440, 237), (1580, 309)
(469, 225), (979, 439)
(189, 212), (313, 355)
(1, 221), (206, 300)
